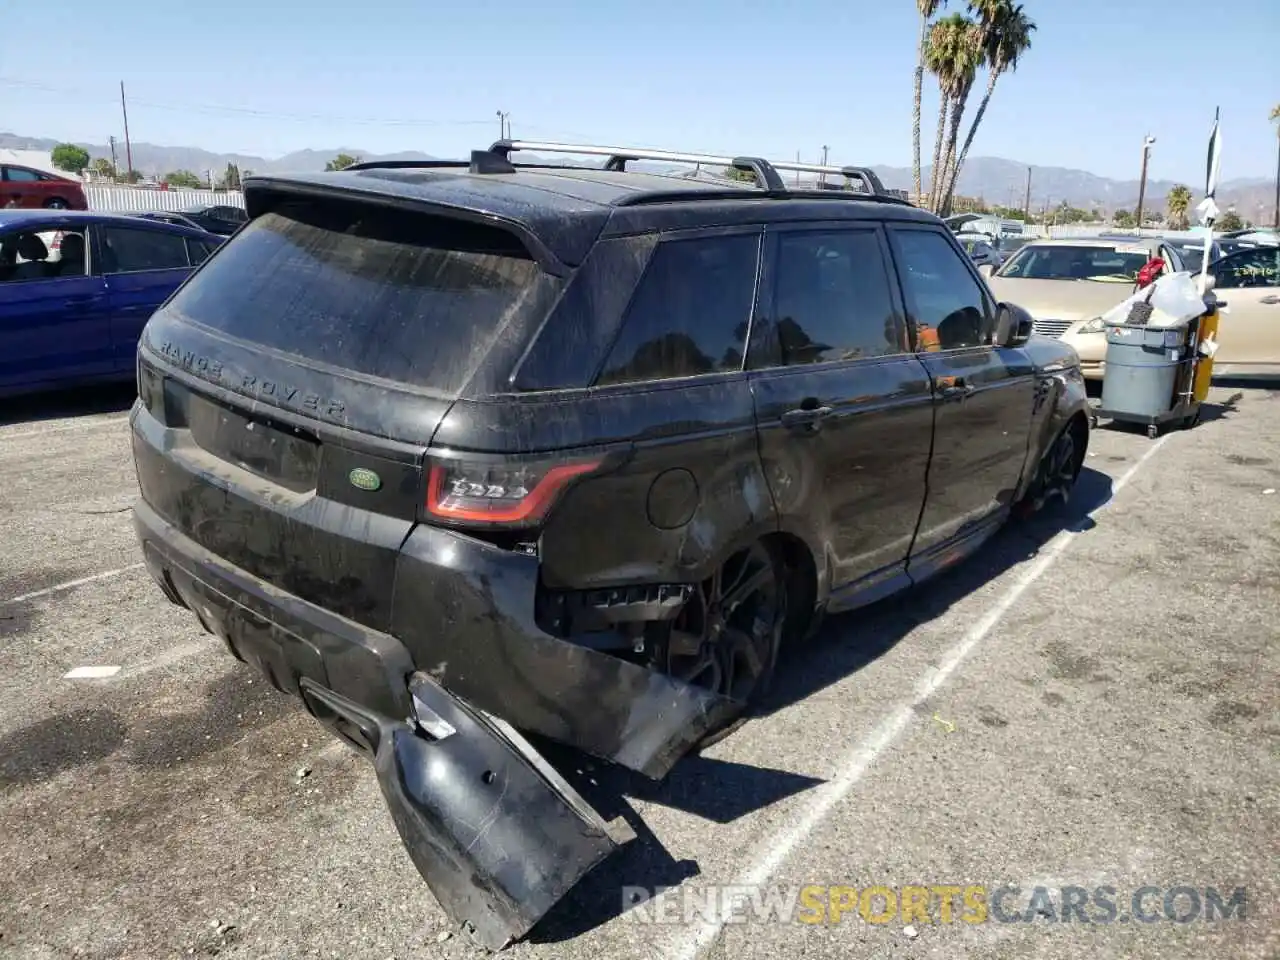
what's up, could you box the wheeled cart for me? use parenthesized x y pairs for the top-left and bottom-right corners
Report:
(1094, 311), (1210, 438)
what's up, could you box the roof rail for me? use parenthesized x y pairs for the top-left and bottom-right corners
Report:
(488, 139), (893, 198)
(344, 159), (470, 172)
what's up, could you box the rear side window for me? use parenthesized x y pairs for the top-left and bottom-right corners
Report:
(595, 234), (758, 386)
(186, 238), (217, 264)
(771, 230), (905, 365)
(891, 228), (993, 350)
(165, 204), (552, 394)
(101, 227), (191, 273)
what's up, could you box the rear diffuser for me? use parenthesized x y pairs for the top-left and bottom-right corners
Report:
(301, 674), (634, 951)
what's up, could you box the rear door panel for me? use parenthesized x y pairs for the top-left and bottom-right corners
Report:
(96, 223), (197, 372)
(748, 223), (934, 600)
(106, 267), (191, 370)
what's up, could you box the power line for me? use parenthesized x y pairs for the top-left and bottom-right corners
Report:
(0, 75), (496, 127)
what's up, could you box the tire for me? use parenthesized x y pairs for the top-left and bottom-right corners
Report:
(44, 197), (69, 210)
(651, 540), (788, 748)
(1147, 424), (1159, 439)
(1015, 422), (1083, 517)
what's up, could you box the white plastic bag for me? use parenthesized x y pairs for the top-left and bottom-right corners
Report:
(1145, 272), (1205, 328)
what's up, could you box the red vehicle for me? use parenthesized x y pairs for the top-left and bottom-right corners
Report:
(1, 163), (88, 210)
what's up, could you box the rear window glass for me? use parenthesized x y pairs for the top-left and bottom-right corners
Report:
(165, 204), (550, 394)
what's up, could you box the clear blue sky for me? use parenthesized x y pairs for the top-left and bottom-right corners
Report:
(1, 0), (1276, 182)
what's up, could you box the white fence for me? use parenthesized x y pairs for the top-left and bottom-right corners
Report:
(1039, 224), (1204, 240)
(84, 185), (246, 214)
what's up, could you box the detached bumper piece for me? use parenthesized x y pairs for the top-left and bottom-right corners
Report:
(300, 673), (635, 952)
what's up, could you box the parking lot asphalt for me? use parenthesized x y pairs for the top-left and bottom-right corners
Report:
(1, 382), (1276, 960)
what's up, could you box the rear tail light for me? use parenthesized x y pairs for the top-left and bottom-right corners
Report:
(426, 457), (601, 526)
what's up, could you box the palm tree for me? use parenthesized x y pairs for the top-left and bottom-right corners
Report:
(935, 17), (986, 215)
(940, 0), (1036, 213)
(1167, 184), (1193, 230)
(1270, 103), (1279, 227)
(931, 14), (988, 213)
(912, 0), (947, 204)
(925, 14), (979, 211)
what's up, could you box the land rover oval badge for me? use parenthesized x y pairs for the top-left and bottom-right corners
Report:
(348, 467), (382, 492)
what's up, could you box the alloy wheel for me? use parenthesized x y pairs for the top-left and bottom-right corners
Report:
(660, 542), (784, 703)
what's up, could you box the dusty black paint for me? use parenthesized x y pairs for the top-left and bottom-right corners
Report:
(129, 164), (1093, 945)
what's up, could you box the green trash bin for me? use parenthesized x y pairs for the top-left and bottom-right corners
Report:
(1096, 321), (1200, 438)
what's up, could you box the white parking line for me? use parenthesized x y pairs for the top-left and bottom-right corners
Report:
(120, 638), (221, 678)
(0, 414), (131, 443)
(669, 436), (1170, 959)
(1, 563), (145, 608)
(64, 665), (122, 679)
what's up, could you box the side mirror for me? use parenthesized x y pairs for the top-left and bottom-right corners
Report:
(978, 263), (996, 278)
(995, 302), (1034, 347)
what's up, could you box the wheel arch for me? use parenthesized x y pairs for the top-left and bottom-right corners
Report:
(759, 529), (822, 645)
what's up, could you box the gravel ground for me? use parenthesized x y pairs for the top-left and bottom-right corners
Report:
(1, 381), (1276, 960)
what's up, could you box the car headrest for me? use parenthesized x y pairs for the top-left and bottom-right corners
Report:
(16, 233), (49, 261)
(59, 233), (85, 259)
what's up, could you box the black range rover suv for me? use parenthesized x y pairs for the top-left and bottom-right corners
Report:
(130, 141), (1090, 948)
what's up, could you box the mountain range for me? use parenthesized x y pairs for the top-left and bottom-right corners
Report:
(3, 131), (1273, 218)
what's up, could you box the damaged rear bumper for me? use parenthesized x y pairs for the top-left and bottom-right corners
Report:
(132, 500), (720, 946)
(133, 498), (736, 779)
(301, 675), (634, 951)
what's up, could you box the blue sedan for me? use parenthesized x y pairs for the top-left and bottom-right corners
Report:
(0, 209), (223, 398)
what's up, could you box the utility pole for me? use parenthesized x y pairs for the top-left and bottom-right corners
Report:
(496, 110), (510, 141)
(108, 136), (118, 178)
(120, 82), (134, 182)
(1273, 129), (1279, 227)
(820, 145), (829, 187)
(1134, 135), (1156, 232)
(1022, 166), (1032, 224)
(795, 150), (800, 186)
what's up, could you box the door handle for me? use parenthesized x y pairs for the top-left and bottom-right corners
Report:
(780, 405), (834, 432)
(1259, 295), (1280, 305)
(938, 377), (976, 402)
(63, 295), (104, 307)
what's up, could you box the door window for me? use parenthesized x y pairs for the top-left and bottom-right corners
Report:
(891, 228), (994, 350)
(768, 229), (906, 366)
(595, 234), (759, 386)
(0, 228), (88, 282)
(186, 238), (218, 264)
(3, 167), (42, 182)
(1214, 247), (1280, 289)
(99, 226), (191, 273)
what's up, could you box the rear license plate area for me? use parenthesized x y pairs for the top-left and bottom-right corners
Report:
(181, 388), (320, 493)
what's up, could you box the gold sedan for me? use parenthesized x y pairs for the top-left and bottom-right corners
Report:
(982, 238), (1184, 381)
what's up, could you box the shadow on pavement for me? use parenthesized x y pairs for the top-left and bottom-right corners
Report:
(0, 382), (136, 428)
(763, 465), (1114, 722)
(1095, 388), (1243, 436)
(532, 466), (1116, 943)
